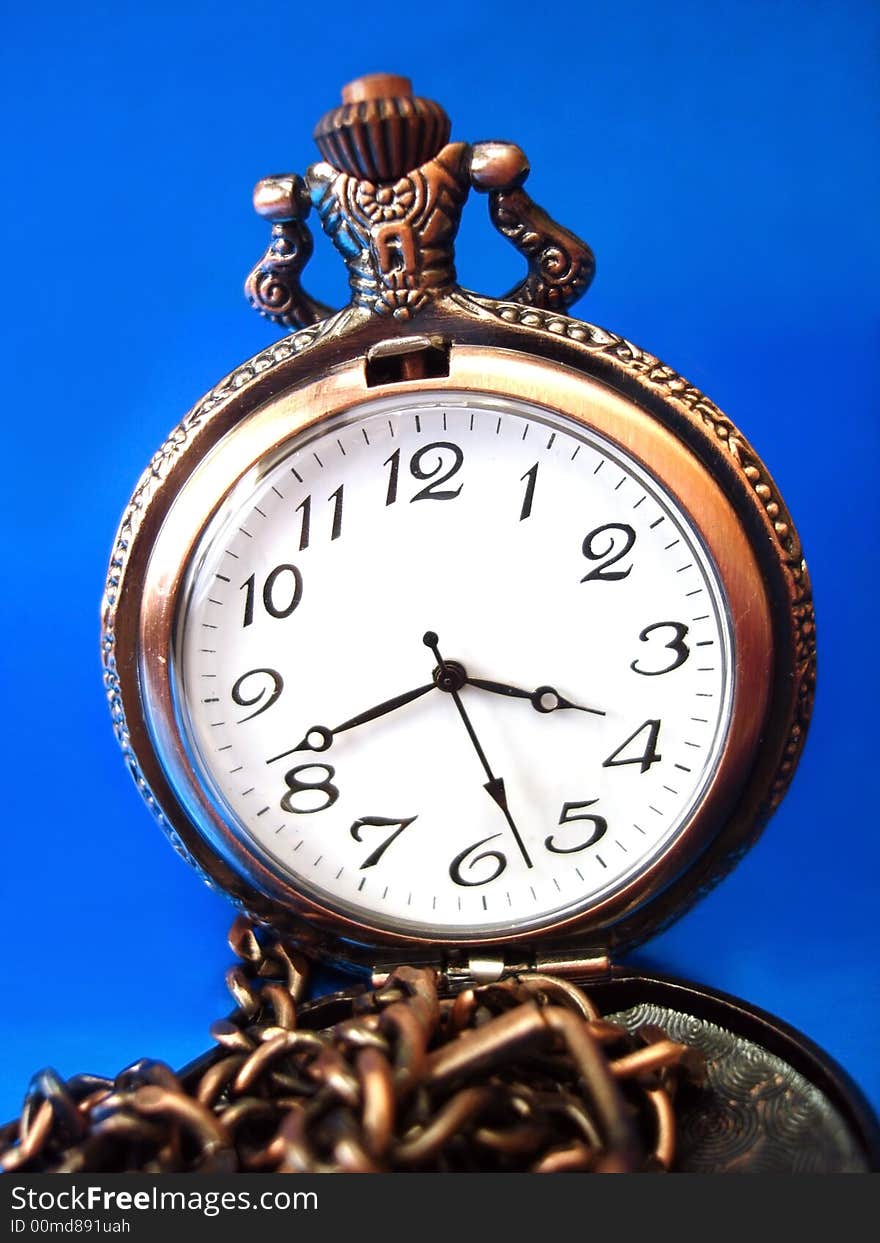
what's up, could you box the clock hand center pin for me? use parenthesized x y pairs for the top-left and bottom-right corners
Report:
(423, 630), (533, 870)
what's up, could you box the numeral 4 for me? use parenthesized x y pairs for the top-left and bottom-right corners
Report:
(602, 720), (662, 773)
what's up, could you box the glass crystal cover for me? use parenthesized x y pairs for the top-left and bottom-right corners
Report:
(170, 392), (734, 938)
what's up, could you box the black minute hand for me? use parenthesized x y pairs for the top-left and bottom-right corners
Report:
(267, 682), (435, 764)
(423, 631), (533, 869)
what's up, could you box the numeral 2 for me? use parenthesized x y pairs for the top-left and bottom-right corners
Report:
(580, 523), (636, 582)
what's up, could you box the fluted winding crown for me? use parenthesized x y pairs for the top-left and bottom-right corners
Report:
(313, 74), (451, 182)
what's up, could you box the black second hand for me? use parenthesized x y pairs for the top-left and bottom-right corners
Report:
(423, 631), (533, 870)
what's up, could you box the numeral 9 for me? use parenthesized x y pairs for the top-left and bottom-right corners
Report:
(231, 668), (284, 723)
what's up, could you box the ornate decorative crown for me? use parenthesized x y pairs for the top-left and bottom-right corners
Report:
(245, 74), (596, 326)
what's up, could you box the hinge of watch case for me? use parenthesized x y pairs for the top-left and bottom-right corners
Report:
(372, 951), (612, 992)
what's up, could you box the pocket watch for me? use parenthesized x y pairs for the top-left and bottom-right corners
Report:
(97, 72), (880, 1173)
(103, 72), (812, 978)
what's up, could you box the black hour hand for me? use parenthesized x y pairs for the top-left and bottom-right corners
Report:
(465, 677), (605, 717)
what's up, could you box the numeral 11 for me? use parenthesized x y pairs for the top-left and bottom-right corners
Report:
(296, 486), (344, 550)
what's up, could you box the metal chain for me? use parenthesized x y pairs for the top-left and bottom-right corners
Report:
(0, 917), (704, 1174)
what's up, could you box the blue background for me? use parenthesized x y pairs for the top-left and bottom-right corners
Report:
(2, 1), (878, 1124)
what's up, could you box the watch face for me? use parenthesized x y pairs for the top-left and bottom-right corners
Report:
(169, 390), (734, 940)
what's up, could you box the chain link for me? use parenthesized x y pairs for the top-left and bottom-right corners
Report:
(0, 917), (704, 1173)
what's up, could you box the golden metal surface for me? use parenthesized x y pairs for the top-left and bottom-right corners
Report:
(110, 339), (775, 967)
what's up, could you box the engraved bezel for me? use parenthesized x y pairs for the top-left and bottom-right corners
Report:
(103, 297), (813, 972)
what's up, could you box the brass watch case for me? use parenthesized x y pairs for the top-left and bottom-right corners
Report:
(102, 294), (813, 973)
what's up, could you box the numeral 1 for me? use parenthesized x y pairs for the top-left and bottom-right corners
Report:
(520, 462), (538, 521)
(295, 495), (311, 550)
(384, 448), (401, 506)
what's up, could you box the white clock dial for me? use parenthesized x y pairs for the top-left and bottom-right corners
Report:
(172, 391), (733, 938)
